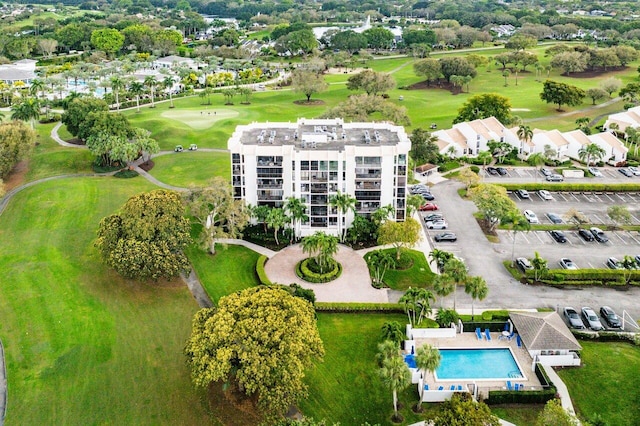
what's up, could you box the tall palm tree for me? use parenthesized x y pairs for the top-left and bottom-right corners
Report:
(399, 287), (435, 326)
(379, 353), (410, 422)
(381, 322), (405, 345)
(527, 153), (545, 183)
(128, 81), (145, 113)
(144, 75), (158, 108)
(432, 273), (455, 308)
(162, 76), (176, 108)
(111, 76), (124, 111)
(11, 97), (40, 129)
(266, 207), (289, 246)
(465, 276), (489, 321)
(376, 340), (399, 367)
(429, 248), (454, 273)
(329, 191), (357, 242)
(414, 343), (441, 410)
(578, 143), (606, 166)
(517, 125), (533, 152)
(443, 257), (467, 311)
(284, 196), (308, 241)
(503, 210), (531, 264)
(301, 231), (338, 273)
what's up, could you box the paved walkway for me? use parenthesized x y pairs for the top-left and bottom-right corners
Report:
(181, 269), (213, 308)
(543, 366), (578, 418)
(215, 238), (276, 258)
(51, 122), (86, 148)
(264, 244), (389, 303)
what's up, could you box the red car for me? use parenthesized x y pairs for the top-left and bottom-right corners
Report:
(419, 203), (439, 211)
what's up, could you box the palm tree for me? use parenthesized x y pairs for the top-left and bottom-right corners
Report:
(432, 273), (455, 307)
(128, 81), (145, 113)
(414, 343), (441, 409)
(329, 191), (357, 242)
(517, 125), (533, 151)
(527, 153), (545, 183)
(578, 143), (606, 166)
(406, 194), (424, 217)
(626, 127), (640, 156)
(29, 79), (46, 103)
(477, 150), (492, 178)
(144, 76), (158, 108)
(162, 76), (176, 108)
(429, 248), (454, 273)
(503, 210), (531, 264)
(266, 207), (289, 246)
(399, 287), (435, 327)
(465, 276), (489, 321)
(502, 69), (511, 86)
(301, 232), (338, 273)
(11, 97), (40, 129)
(111, 76), (124, 111)
(284, 196), (308, 241)
(443, 257), (467, 311)
(379, 354), (410, 422)
(381, 322), (405, 345)
(608, 122), (619, 137)
(376, 339), (399, 367)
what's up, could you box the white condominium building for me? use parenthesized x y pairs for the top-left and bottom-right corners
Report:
(228, 118), (411, 237)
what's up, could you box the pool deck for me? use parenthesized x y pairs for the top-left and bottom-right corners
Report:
(414, 331), (542, 399)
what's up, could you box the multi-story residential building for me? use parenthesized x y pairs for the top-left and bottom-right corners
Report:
(228, 118), (411, 237)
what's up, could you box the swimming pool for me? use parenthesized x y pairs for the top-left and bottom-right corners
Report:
(434, 348), (526, 381)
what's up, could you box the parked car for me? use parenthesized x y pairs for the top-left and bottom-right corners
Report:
(538, 190), (554, 201)
(515, 257), (533, 272)
(619, 168), (633, 177)
(174, 145), (184, 152)
(546, 174), (564, 182)
(486, 166), (498, 175)
(420, 192), (435, 201)
(546, 213), (564, 224)
(578, 229), (595, 242)
(540, 168), (553, 177)
(629, 166), (640, 176)
(419, 203), (439, 211)
(515, 189), (530, 199)
(564, 307), (585, 329)
(549, 230), (567, 243)
(189, 144), (198, 151)
(559, 257), (577, 269)
(424, 213), (443, 222)
(426, 220), (448, 229)
(434, 232), (457, 242)
(607, 257), (623, 270)
(523, 210), (539, 223)
(590, 227), (609, 243)
(497, 167), (508, 176)
(582, 307), (604, 331)
(600, 306), (622, 328)
(588, 167), (602, 177)
(635, 255), (640, 267)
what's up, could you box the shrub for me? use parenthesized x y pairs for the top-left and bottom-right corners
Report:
(296, 258), (342, 283)
(256, 255), (272, 285)
(485, 387), (556, 405)
(470, 165), (480, 174)
(113, 169), (139, 178)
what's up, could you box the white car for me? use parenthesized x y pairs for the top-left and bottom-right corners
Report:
(629, 166), (640, 176)
(426, 220), (448, 229)
(538, 190), (554, 201)
(588, 167), (602, 177)
(523, 210), (539, 224)
(581, 307), (604, 331)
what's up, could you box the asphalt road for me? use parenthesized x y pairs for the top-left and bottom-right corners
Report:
(424, 179), (640, 324)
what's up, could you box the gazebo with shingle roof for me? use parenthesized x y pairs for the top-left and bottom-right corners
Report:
(509, 311), (582, 367)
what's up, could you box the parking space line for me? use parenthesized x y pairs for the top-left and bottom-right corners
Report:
(570, 193), (581, 202)
(591, 214), (604, 224)
(631, 214), (640, 225)
(556, 193), (567, 202)
(613, 232), (628, 244)
(628, 232), (640, 245)
(604, 193), (616, 202)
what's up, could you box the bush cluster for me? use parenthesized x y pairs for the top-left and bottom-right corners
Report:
(256, 255), (272, 285)
(526, 269), (640, 286)
(485, 387), (556, 405)
(296, 258), (342, 283)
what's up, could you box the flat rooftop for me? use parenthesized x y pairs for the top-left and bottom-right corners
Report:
(238, 123), (403, 149)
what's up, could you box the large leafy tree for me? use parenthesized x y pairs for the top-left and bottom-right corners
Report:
(453, 93), (513, 124)
(377, 218), (421, 260)
(540, 80), (586, 111)
(62, 96), (109, 138)
(320, 94), (410, 125)
(413, 58), (442, 86)
(410, 128), (440, 165)
(329, 30), (367, 54)
(291, 69), (328, 103)
(363, 27), (394, 50)
(468, 184), (518, 232)
(346, 69), (395, 96)
(536, 399), (578, 426)
(90, 28), (125, 58)
(185, 287), (324, 421)
(439, 56), (477, 81)
(95, 190), (192, 280)
(0, 120), (35, 179)
(183, 177), (249, 254)
(78, 110), (133, 142)
(434, 393), (500, 426)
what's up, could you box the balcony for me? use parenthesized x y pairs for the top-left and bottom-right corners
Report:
(355, 172), (382, 179)
(311, 184), (328, 193)
(257, 195), (284, 201)
(356, 181), (381, 190)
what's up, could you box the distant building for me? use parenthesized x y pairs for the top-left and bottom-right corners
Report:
(0, 59), (37, 86)
(153, 55), (197, 70)
(228, 118), (411, 236)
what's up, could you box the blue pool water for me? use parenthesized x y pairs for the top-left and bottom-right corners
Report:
(404, 354), (416, 369)
(435, 348), (524, 380)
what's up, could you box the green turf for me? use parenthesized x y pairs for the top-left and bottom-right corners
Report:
(557, 341), (640, 426)
(366, 248), (435, 290)
(300, 312), (425, 425)
(187, 244), (261, 303)
(0, 177), (210, 425)
(490, 404), (544, 425)
(148, 151), (231, 188)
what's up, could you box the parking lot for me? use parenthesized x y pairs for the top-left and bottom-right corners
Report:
(483, 166), (640, 182)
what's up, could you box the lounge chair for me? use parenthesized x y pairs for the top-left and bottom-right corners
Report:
(517, 383), (524, 391)
(457, 385), (463, 391)
(515, 384), (521, 391)
(506, 380), (513, 390)
(438, 386), (444, 391)
(485, 329), (491, 341)
(516, 335), (522, 347)
(507, 331), (516, 341)
(475, 327), (483, 340)
(450, 385), (455, 390)
(424, 384), (429, 390)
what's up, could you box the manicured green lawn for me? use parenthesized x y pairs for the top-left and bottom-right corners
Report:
(148, 151), (230, 188)
(300, 313), (426, 425)
(187, 244), (261, 303)
(0, 178), (210, 425)
(366, 248), (435, 290)
(558, 340), (640, 425)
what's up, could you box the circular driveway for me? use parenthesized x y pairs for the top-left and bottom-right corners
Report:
(264, 244), (389, 303)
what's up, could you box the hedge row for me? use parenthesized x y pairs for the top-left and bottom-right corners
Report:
(485, 387), (556, 405)
(296, 258), (343, 283)
(525, 269), (640, 286)
(573, 330), (640, 345)
(498, 183), (640, 192)
(315, 302), (404, 313)
(255, 255), (271, 285)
